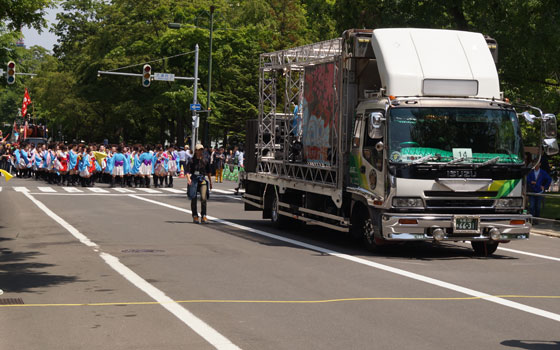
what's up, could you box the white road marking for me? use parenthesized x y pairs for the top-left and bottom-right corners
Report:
(130, 195), (560, 323)
(113, 188), (135, 193)
(21, 190), (241, 350)
(136, 188), (162, 194)
(498, 247), (560, 262)
(88, 187), (109, 193)
(14, 187), (29, 192)
(212, 189), (235, 194)
(0, 187), (2, 192)
(63, 187), (83, 193)
(38, 186), (57, 193)
(161, 188), (185, 194)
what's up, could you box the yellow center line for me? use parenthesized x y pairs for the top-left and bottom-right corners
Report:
(1, 295), (559, 308)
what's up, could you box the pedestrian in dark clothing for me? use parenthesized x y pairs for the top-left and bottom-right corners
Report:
(187, 144), (213, 224)
(527, 161), (552, 217)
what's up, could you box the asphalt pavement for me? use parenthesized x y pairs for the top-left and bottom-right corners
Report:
(1, 176), (559, 350)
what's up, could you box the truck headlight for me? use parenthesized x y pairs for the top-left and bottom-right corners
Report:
(392, 197), (424, 208)
(495, 197), (523, 208)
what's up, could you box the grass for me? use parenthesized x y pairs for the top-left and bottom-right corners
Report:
(539, 193), (560, 220)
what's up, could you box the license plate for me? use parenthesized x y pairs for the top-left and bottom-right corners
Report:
(454, 216), (480, 233)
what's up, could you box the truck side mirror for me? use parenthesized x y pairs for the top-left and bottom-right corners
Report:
(543, 138), (559, 156)
(522, 111), (536, 124)
(368, 112), (385, 139)
(543, 114), (557, 138)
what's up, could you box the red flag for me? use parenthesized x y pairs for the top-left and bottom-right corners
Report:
(22, 88), (31, 117)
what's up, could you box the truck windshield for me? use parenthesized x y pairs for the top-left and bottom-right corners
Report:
(388, 107), (523, 164)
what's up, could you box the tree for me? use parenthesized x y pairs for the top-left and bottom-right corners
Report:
(0, 0), (56, 32)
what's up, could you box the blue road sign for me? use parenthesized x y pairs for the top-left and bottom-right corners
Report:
(190, 103), (201, 111)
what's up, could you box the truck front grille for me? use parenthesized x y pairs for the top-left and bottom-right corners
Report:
(425, 199), (495, 208)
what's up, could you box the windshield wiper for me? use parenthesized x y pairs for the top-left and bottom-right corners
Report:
(447, 157), (465, 165)
(411, 154), (434, 165)
(477, 156), (500, 168)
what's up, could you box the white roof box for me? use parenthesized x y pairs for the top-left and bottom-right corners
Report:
(371, 28), (500, 99)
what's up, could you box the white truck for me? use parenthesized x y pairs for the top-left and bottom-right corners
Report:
(242, 28), (558, 255)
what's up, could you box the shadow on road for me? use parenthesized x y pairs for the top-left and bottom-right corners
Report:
(501, 340), (560, 350)
(205, 218), (519, 261)
(0, 249), (80, 293)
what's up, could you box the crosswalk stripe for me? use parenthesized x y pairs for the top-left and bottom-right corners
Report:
(38, 187), (57, 193)
(63, 187), (83, 193)
(136, 188), (162, 194)
(211, 189), (233, 194)
(113, 188), (135, 193)
(161, 188), (185, 194)
(0, 187), (2, 192)
(14, 187), (28, 192)
(87, 187), (109, 193)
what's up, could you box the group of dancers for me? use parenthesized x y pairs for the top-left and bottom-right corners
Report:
(5, 143), (181, 188)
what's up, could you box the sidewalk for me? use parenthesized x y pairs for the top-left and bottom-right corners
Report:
(531, 218), (560, 238)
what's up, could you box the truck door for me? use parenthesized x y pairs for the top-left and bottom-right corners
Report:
(361, 110), (385, 197)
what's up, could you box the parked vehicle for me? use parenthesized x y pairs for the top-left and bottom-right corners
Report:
(242, 28), (558, 255)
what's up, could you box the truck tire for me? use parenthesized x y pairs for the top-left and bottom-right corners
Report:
(270, 193), (290, 228)
(352, 206), (382, 252)
(471, 241), (499, 256)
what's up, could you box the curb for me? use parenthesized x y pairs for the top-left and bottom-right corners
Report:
(531, 229), (560, 238)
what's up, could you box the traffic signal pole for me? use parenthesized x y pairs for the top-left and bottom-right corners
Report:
(97, 45), (200, 149)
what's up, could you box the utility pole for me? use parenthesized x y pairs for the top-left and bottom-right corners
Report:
(204, 5), (215, 147)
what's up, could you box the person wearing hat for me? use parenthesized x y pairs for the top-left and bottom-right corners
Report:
(186, 143), (213, 223)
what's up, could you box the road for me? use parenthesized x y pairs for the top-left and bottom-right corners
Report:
(1, 176), (559, 350)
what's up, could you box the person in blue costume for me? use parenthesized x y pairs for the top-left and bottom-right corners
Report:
(111, 145), (126, 187)
(19, 144), (31, 178)
(67, 144), (79, 186)
(105, 146), (115, 183)
(130, 145), (142, 187)
(123, 145), (132, 187)
(13, 144), (22, 177)
(138, 145), (153, 188)
(78, 147), (92, 187)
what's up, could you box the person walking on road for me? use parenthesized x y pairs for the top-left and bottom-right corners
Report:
(214, 147), (225, 183)
(187, 144), (212, 224)
(527, 161), (552, 217)
(234, 148), (244, 195)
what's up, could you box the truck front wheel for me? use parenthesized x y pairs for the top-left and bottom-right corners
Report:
(471, 241), (499, 256)
(352, 206), (383, 251)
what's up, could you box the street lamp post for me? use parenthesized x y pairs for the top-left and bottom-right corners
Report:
(170, 5), (216, 148)
(192, 44), (199, 151)
(205, 5), (215, 148)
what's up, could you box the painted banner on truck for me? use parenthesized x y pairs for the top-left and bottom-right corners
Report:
(302, 62), (336, 166)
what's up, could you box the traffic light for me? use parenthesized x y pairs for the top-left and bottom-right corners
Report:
(142, 64), (151, 87)
(7, 61), (15, 84)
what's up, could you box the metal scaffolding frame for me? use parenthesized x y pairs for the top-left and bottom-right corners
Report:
(257, 38), (345, 190)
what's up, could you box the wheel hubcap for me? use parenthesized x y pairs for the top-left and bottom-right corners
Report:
(272, 197), (279, 222)
(363, 218), (375, 244)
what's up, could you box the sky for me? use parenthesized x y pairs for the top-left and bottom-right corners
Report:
(20, 6), (60, 51)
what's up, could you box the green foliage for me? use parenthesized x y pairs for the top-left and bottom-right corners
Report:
(0, 0), (56, 31)
(3, 0), (559, 155)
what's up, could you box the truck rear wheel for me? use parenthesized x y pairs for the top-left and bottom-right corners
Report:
(471, 241), (499, 256)
(271, 193), (289, 228)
